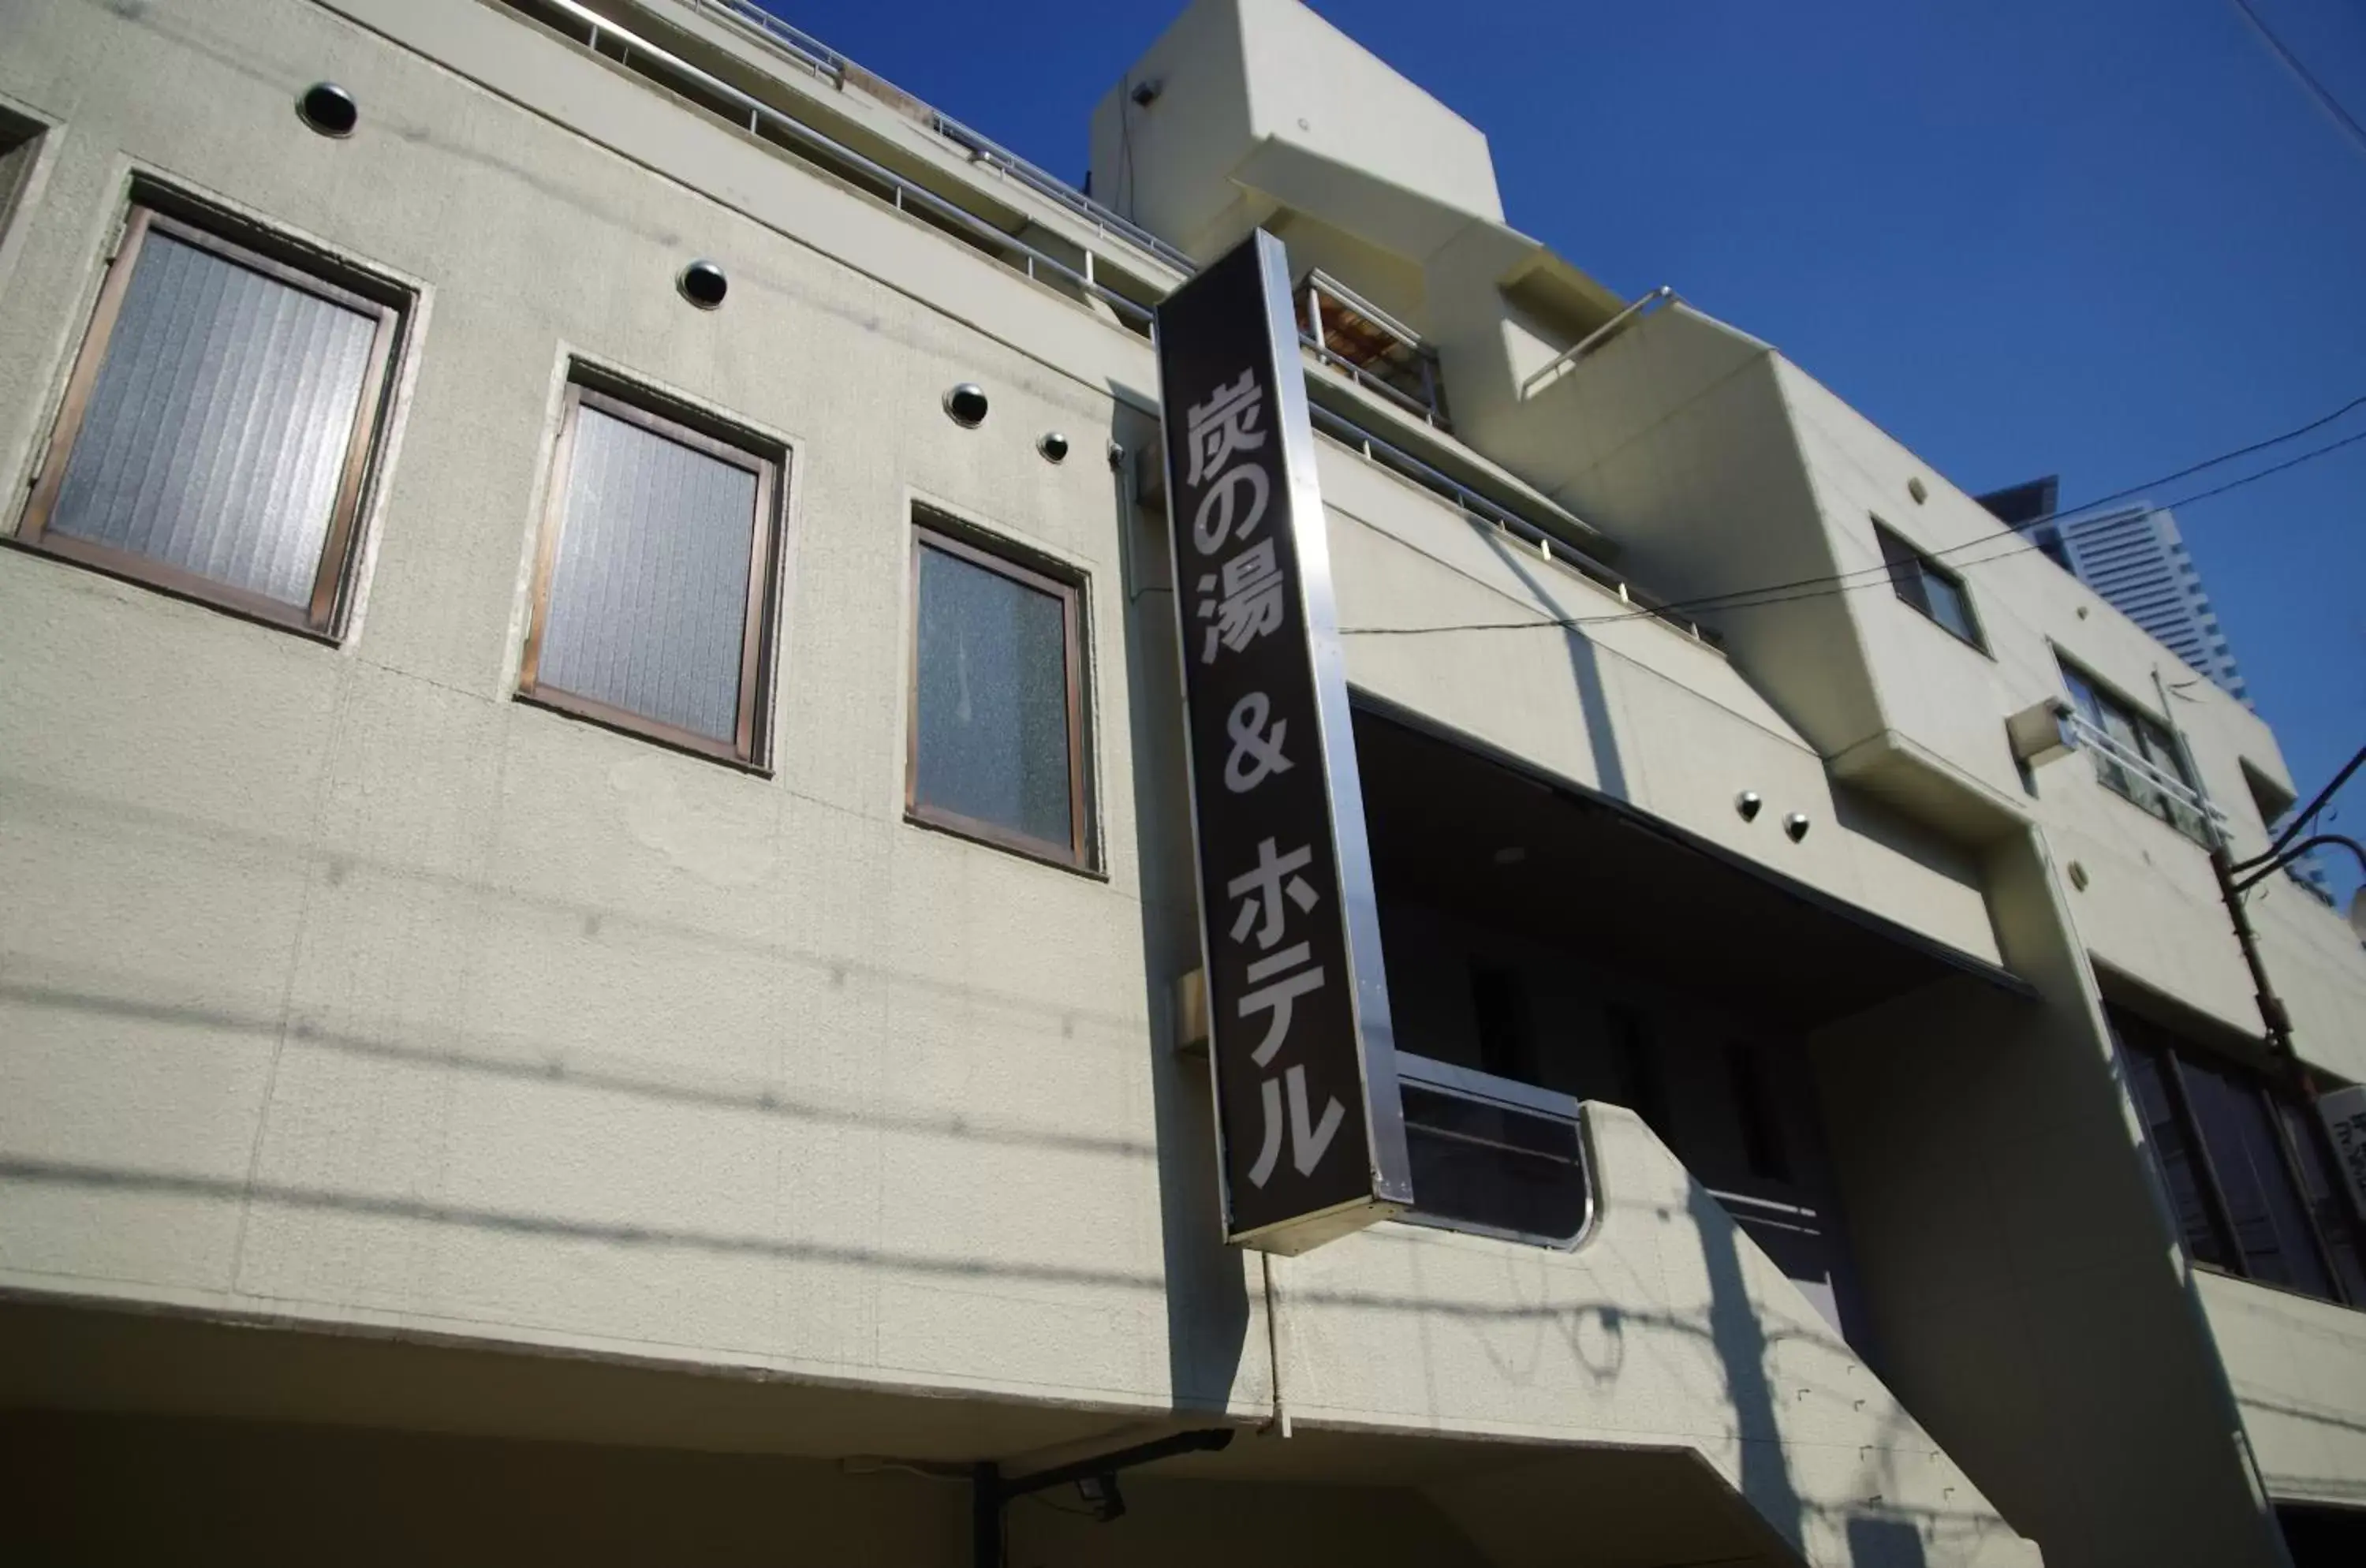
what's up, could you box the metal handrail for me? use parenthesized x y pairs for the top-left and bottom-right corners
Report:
(1300, 334), (1442, 427)
(1519, 284), (1677, 398)
(1398, 1051), (1580, 1120)
(926, 118), (1194, 277)
(1395, 1051), (1594, 1249)
(1298, 270), (1444, 424)
(526, 0), (1156, 331)
(695, 0), (1197, 275)
(1302, 267), (1424, 350)
(501, 3), (1717, 643)
(2061, 709), (2228, 828)
(691, 0), (842, 78)
(1307, 404), (1712, 644)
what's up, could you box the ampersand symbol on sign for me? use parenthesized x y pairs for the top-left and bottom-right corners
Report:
(1222, 692), (1293, 793)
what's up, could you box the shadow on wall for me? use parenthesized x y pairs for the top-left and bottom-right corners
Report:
(1689, 1180), (1808, 1559)
(1110, 405), (1255, 1412)
(1, 984), (2008, 1561)
(0, 395), (1257, 1418)
(1480, 527), (1627, 801)
(1849, 1514), (1930, 1567)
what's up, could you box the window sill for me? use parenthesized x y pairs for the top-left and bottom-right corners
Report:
(3, 532), (344, 644)
(514, 689), (772, 777)
(903, 807), (1105, 882)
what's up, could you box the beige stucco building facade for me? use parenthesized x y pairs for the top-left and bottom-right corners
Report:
(2, 2), (2363, 1563)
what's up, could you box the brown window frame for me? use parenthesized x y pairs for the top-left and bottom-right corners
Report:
(904, 517), (1092, 872)
(15, 201), (403, 639)
(517, 382), (783, 769)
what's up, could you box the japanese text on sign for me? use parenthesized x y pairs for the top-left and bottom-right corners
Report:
(1153, 229), (1412, 1252)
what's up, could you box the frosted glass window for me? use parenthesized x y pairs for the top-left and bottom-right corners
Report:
(21, 207), (399, 633)
(521, 387), (778, 764)
(908, 525), (1087, 865)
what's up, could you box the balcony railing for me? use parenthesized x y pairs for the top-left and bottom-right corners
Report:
(1397, 1053), (1593, 1248)
(1297, 270), (1447, 427)
(497, 2), (1718, 654)
(2061, 707), (2225, 843)
(691, 0), (1199, 276)
(508, 0), (1163, 332)
(1306, 403), (1718, 647)
(1517, 285), (1677, 400)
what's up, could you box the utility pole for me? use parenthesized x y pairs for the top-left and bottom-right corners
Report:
(2209, 741), (2366, 1060)
(2200, 735), (2366, 1275)
(2152, 680), (2366, 1276)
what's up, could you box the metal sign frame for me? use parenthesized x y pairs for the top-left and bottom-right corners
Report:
(1153, 229), (1413, 1253)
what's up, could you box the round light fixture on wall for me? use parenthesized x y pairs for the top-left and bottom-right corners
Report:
(297, 82), (359, 138)
(1735, 790), (1763, 822)
(677, 259), (728, 310)
(944, 383), (989, 427)
(1784, 812), (1812, 842)
(1038, 431), (1070, 463)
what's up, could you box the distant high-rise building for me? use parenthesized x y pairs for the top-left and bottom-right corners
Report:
(1978, 476), (2249, 704)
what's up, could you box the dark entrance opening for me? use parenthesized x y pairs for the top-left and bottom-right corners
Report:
(1352, 700), (2029, 1343)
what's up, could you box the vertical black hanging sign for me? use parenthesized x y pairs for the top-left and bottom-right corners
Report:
(1155, 230), (1413, 1253)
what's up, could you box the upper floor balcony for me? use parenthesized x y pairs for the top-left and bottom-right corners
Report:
(495, 0), (1185, 334)
(1295, 269), (1448, 430)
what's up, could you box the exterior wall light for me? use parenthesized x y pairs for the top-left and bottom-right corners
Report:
(677, 259), (728, 309)
(944, 383), (988, 427)
(297, 83), (359, 138)
(1735, 790), (1763, 822)
(1784, 812), (1811, 842)
(1039, 431), (1069, 463)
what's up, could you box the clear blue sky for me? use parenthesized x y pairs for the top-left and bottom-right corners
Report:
(760, 0), (2366, 896)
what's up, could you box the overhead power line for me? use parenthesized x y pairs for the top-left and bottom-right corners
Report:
(1633, 391), (2366, 618)
(2229, 0), (2366, 162)
(2036, 390), (2366, 525)
(2153, 425), (2366, 510)
(1341, 392), (2366, 639)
